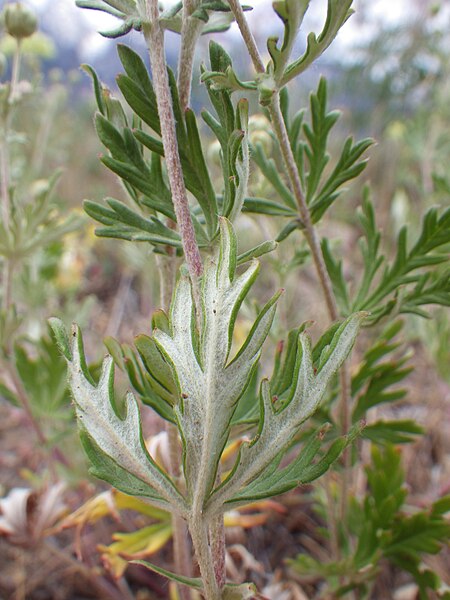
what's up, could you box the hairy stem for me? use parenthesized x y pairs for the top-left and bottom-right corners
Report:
(142, 0), (203, 304)
(0, 133), (10, 233)
(178, 0), (203, 112)
(227, 0), (265, 74)
(189, 515), (221, 600)
(210, 513), (226, 589)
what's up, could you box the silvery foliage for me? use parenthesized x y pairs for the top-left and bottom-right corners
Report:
(51, 219), (364, 520)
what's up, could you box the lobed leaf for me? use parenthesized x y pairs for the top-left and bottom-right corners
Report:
(153, 219), (281, 505)
(208, 311), (366, 511)
(54, 320), (186, 513)
(281, 0), (354, 86)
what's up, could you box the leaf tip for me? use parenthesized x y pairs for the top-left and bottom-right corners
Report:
(48, 317), (72, 361)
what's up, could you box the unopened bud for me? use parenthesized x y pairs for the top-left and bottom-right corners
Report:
(3, 3), (38, 40)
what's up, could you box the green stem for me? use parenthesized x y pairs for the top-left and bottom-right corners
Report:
(270, 87), (354, 557)
(10, 39), (22, 101)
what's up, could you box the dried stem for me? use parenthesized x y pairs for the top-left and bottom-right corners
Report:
(44, 541), (131, 600)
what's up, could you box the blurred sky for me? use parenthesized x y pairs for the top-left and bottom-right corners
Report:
(23, 0), (419, 62)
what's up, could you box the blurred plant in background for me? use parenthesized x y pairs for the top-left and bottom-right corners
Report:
(0, 1), (83, 471)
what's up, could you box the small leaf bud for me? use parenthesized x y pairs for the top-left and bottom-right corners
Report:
(3, 2), (38, 40)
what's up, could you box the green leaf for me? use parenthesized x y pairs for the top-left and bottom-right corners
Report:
(243, 197), (296, 217)
(117, 44), (160, 133)
(98, 158), (174, 218)
(209, 311), (366, 511)
(281, 1), (354, 86)
(80, 64), (106, 115)
(76, 0), (126, 19)
(63, 322), (186, 513)
(365, 445), (406, 527)
(184, 108), (218, 236)
(354, 204), (450, 317)
(84, 199), (181, 248)
(80, 429), (169, 501)
(386, 512), (450, 559)
(99, 18), (141, 39)
(153, 218), (281, 501)
(132, 559), (203, 589)
(270, 323), (311, 398)
(202, 44), (252, 223)
(133, 560), (257, 599)
(103, 337), (176, 423)
(135, 334), (179, 406)
(49, 318), (72, 361)
(237, 240), (278, 265)
(362, 420), (423, 444)
(250, 143), (297, 210)
(0, 382), (18, 406)
(267, 0), (310, 81)
(321, 239), (350, 313)
(1, 327), (71, 429)
(224, 423), (362, 505)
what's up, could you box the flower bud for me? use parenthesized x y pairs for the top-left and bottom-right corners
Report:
(3, 3), (38, 40)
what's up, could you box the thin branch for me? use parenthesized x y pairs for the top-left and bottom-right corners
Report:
(268, 94), (339, 319)
(178, 0), (203, 112)
(227, 0), (265, 73)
